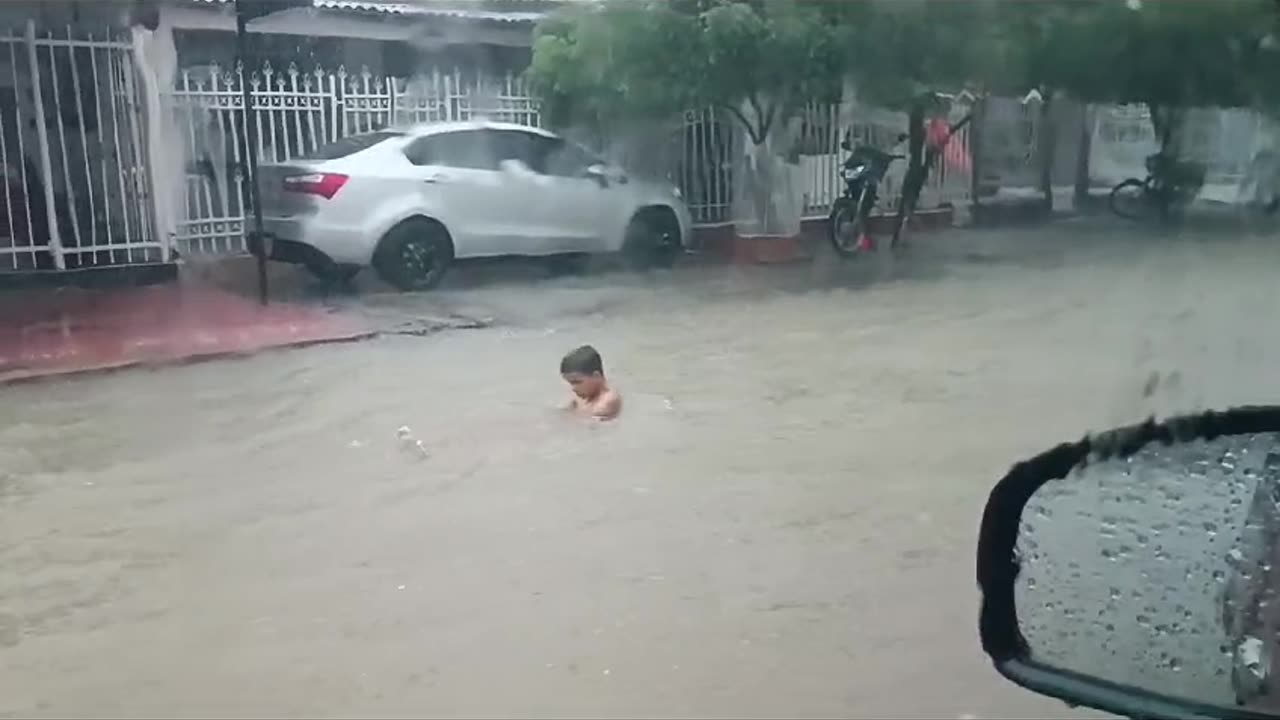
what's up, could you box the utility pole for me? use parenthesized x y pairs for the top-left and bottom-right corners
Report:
(232, 0), (309, 305)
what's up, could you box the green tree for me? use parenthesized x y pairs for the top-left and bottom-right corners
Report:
(829, 1), (989, 109)
(938, 0), (1278, 211)
(978, 0), (1126, 211)
(527, 0), (843, 233)
(1009, 0), (1278, 147)
(529, 0), (841, 142)
(1030, 0), (1277, 209)
(526, 1), (704, 132)
(825, 0), (993, 239)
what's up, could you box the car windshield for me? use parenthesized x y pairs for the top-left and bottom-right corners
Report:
(2, 1), (1277, 718)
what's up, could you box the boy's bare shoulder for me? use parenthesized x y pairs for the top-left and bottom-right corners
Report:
(594, 388), (623, 420)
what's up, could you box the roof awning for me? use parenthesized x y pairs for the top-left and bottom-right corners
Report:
(188, 0), (552, 23)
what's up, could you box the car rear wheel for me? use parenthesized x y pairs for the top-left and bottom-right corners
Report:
(372, 217), (454, 292)
(622, 208), (681, 270)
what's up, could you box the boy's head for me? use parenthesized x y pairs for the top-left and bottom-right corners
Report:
(560, 345), (605, 399)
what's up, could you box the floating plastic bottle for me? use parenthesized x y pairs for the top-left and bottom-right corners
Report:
(396, 426), (429, 459)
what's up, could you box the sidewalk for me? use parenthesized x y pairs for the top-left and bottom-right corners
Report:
(0, 207), (966, 386)
(0, 282), (373, 385)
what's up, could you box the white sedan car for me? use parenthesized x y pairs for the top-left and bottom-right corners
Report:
(253, 120), (692, 290)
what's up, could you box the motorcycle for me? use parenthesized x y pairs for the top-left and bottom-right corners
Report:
(828, 131), (907, 258)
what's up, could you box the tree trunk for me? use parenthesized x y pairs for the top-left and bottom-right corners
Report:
(1074, 104), (1092, 208)
(1037, 91), (1056, 214)
(1148, 103), (1178, 156)
(733, 126), (798, 237)
(894, 96), (928, 243)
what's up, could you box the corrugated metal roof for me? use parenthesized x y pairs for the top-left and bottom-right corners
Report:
(188, 0), (571, 23)
(321, 1), (545, 22)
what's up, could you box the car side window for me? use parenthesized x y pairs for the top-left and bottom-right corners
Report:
(402, 130), (498, 170)
(542, 138), (601, 178)
(487, 129), (542, 169)
(402, 136), (434, 166)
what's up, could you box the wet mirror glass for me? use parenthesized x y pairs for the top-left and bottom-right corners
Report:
(1016, 432), (1280, 713)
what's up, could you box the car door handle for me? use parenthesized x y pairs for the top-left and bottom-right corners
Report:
(422, 173), (449, 184)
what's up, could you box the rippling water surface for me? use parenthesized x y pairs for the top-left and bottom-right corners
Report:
(2, 222), (1277, 718)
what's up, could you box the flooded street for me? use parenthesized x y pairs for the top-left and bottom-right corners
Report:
(3, 220), (1278, 718)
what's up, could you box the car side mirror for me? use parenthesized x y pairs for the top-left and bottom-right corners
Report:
(977, 406), (1280, 718)
(584, 163), (624, 188)
(499, 158), (534, 176)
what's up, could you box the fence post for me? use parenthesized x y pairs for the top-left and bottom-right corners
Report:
(24, 20), (64, 270)
(388, 73), (398, 127)
(334, 67), (346, 139)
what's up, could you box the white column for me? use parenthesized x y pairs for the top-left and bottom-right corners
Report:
(131, 9), (181, 262)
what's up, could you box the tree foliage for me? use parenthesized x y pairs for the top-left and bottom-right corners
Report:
(993, 0), (1278, 109)
(530, 0), (1280, 126)
(527, 0), (841, 145)
(528, 0), (1280, 222)
(823, 0), (993, 109)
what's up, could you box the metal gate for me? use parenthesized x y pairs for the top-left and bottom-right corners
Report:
(169, 64), (542, 255)
(0, 21), (159, 272)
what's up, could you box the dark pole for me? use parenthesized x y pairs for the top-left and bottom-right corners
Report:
(235, 4), (269, 305)
(970, 96), (984, 218)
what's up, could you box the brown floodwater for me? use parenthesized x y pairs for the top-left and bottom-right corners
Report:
(3, 219), (1277, 718)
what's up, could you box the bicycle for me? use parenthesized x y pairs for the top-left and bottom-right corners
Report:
(1108, 153), (1207, 223)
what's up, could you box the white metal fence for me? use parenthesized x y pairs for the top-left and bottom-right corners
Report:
(0, 21), (158, 272)
(170, 64), (542, 254)
(1088, 104), (1279, 203)
(792, 102), (973, 220)
(168, 65), (974, 255)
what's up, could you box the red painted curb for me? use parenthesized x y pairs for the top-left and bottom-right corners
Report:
(0, 285), (372, 385)
(0, 331), (376, 386)
(700, 230), (812, 264)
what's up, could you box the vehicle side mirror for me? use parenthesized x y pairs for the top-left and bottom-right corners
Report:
(977, 406), (1280, 718)
(585, 163), (624, 188)
(499, 158), (534, 176)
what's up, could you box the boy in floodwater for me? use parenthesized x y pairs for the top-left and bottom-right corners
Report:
(560, 345), (622, 420)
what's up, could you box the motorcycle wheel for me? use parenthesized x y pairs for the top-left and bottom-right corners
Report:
(829, 196), (869, 258)
(1109, 178), (1152, 221)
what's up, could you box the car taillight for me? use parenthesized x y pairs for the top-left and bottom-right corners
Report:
(282, 173), (348, 199)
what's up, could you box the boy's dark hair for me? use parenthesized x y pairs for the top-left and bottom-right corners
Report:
(560, 345), (604, 375)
